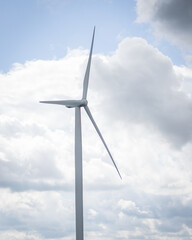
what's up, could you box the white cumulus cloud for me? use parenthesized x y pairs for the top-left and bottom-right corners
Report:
(0, 37), (192, 239)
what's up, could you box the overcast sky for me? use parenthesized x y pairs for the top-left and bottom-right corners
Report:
(1, 0), (192, 239)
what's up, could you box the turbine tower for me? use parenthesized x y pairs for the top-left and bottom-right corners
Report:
(40, 27), (121, 240)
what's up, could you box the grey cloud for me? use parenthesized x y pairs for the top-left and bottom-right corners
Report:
(0, 190), (74, 239)
(0, 110), (75, 192)
(116, 191), (192, 238)
(136, 0), (192, 50)
(154, 0), (192, 30)
(0, 117), (71, 192)
(153, 196), (192, 233)
(0, 158), (72, 192)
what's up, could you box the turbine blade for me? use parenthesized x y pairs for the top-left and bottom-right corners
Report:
(84, 106), (122, 179)
(40, 100), (72, 105)
(40, 100), (80, 108)
(82, 26), (95, 100)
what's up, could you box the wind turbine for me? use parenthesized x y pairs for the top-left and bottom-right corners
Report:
(40, 27), (121, 240)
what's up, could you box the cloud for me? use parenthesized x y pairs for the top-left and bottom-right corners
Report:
(0, 189), (75, 239)
(0, 231), (42, 240)
(93, 37), (192, 147)
(1, 38), (192, 239)
(118, 199), (149, 217)
(0, 115), (73, 192)
(136, 0), (192, 51)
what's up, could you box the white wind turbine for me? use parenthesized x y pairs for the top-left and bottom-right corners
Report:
(40, 27), (121, 240)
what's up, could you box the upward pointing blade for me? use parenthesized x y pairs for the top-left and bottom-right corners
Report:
(82, 27), (95, 100)
(84, 106), (122, 179)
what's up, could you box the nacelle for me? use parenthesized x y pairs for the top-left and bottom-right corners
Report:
(66, 99), (88, 108)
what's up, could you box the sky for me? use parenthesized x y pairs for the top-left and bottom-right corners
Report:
(0, 0), (192, 239)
